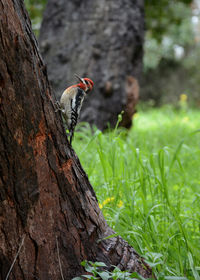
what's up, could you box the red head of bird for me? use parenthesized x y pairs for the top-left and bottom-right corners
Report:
(75, 74), (94, 93)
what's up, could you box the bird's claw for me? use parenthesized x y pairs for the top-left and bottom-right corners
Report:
(54, 101), (61, 112)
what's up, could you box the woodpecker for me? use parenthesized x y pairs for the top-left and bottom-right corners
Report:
(58, 74), (94, 145)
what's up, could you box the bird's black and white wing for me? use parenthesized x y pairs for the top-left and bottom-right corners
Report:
(69, 88), (85, 144)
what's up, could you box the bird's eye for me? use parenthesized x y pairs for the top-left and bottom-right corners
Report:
(85, 80), (89, 85)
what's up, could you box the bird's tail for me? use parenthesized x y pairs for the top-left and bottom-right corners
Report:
(69, 130), (74, 145)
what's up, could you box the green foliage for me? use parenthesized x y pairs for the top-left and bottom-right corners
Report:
(72, 261), (149, 280)
(145, 0), (193, 42)
(24, 0), (46, 35)
(74, 105), (200, 280)
(144, 0), (194, 70)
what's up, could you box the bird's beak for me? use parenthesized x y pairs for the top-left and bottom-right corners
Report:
(74, 74), (85, 84)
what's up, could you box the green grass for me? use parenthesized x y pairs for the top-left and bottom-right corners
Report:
(74, 105), (200, 280)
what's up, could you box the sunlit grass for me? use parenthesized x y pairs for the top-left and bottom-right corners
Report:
(74, 105), (200, 280)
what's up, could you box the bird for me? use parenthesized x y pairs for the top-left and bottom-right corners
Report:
(56, 74), (94, 145)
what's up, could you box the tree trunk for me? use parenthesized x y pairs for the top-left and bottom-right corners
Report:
(39, 0), (143, 130)
(0, 0), (152, 279)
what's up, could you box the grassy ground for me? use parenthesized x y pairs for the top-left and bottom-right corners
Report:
(73, 104), (200, 280)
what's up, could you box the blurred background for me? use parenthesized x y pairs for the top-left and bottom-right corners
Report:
(25, 0), (200, 121)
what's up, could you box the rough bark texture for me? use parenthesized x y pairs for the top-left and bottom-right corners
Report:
(0, 0), (152, 279)
(39, 0), (143, 130)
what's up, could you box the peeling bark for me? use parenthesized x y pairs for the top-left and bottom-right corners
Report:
(0, 0), (152, 279)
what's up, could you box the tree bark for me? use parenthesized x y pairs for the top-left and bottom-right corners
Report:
(39, 0), (143, 130)
(0, 0), (152, 279)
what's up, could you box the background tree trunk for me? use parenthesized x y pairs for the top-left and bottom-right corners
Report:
(0, 0), (152, 279)
(39, 0), (144, 130)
